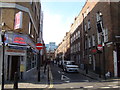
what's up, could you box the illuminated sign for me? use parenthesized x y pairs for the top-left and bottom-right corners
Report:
(14, 11), (23, 30)
(13, 34), (27, 45)
(14, 37), (26, 44)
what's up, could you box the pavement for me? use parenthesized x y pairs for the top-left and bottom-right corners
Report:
(3, 65), (52, 90)
(1, 64), (120, 90)
(79, 68), (120, 83)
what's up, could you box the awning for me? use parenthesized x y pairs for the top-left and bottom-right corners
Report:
(0, 31), (39, 53)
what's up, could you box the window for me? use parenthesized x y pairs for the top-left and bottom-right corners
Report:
(85, 39), (88, 49)
(30, 0), (33, 4)
(88, 20), (91, 30)
(84, 24), (87, 31)
(28, 20), (32, 34)
(87, 7), (90, 14)
(104, 28), (108, 42)
(76, 32), (78, 39)
(92, 35), (95, 46)
(78, 31), (80, 38)
(97, 22), (102, 33)
(84, 11), (87, 18)
(96, 12), (102, 22)
(89, 55), (92, 64)
(88, 36), (92, 48)
(79, 42), (80, 51)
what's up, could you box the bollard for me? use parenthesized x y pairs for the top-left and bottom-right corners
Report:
(47, 67), (50, 84)
(13, 72), (18, 89)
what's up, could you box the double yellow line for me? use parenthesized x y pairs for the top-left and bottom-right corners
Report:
(48, 66), (54, 88)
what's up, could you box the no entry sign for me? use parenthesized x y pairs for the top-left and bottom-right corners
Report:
(97, 44), (103, 51)
(36, 43), (43, 50)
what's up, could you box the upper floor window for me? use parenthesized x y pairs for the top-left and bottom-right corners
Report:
(88, 36), (91, 48)
(87, 7), (90, 15)
(30, 0), (33, 4)
(78, 31), (80, 38)
(88, 20), (91, 30)
(92, 35), (95, 46)
(84, 24), (87, 31)
(85, 39), (88, 49)
(28, 20), (32, 34)
(84, 11), (87, 18)
(96, 12), (102, 22)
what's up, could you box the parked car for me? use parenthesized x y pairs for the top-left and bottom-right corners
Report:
(63, 61), (79, 73)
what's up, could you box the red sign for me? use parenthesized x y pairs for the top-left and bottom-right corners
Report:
(14, 11), (23, 30)
(97, 44), (103, 51)
(13, 37), (26, 44)
(36, 43), (43, 50)
(91, 49), (97, 53)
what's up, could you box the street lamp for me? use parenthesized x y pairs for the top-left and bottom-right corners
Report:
(1, 30), (6, 90)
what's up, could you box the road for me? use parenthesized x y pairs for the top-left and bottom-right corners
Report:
(49, 63), (120, 90)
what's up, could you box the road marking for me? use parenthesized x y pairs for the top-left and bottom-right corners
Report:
(84, 86), (93, 88)
(100, 87), (110, 89)
(48, 66), (54, 89)
(48, 83), (54, 88)
(61, 75), (70, 81)
(112, 86), (120, 88)
(58, 71), (61, 73)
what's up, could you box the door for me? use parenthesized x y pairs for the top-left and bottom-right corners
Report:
(116, 43), (120, 77)
(10, 56), (20, 80)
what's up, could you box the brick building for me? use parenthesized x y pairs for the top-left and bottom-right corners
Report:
(0, 1), (42, 83)
(56, 1), (120, 78)
(71, 1), (120, 77)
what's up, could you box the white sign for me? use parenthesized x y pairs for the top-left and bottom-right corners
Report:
(5, 49), (26, 56)
(14, 11), (23, 30)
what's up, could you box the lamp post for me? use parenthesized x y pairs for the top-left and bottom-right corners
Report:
(1, 30), (6, 90)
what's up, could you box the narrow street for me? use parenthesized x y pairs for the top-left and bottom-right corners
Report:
(49, 63), (120, 90)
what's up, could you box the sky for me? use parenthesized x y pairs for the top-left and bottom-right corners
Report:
(41, 1), (86, 45)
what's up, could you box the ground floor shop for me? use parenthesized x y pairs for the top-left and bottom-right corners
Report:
(0, 31), (39, 85)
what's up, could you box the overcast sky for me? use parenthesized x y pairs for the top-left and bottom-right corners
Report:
(41, 1), (85, 45)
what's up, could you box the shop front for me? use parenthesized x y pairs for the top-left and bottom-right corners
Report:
(0, 31), (38, 81)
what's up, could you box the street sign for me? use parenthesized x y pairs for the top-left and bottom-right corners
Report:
(36, 43), (43, 50)
(97, 44), (103, 51)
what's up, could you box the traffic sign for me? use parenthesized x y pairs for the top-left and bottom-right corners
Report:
(36, 43), (43, 50)
(97, 44), (103, 51)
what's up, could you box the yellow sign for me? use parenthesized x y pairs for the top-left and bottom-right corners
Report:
(20, 64), (25, 72)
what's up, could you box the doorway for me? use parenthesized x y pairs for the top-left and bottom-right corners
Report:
(116, 43), (120, 77)
(10, 56), (20, 80)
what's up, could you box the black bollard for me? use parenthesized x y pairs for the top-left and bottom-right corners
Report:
(47, 67), (50, 84)
(14, 72), (18, 89)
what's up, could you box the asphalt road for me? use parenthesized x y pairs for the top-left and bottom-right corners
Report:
(49, 63), (120, 90)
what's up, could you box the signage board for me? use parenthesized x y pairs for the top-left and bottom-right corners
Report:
(97, 44), (103, 51)
(36, 43), (43, 50)
(14, 11), (23, 30)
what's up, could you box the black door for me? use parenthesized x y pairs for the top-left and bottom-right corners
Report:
(11, 56), (20, 80)
(116, 43), (120, 77)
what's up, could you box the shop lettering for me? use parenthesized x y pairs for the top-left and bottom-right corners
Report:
(7, 50), (25, 53)
(13, 37), (26, 44)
